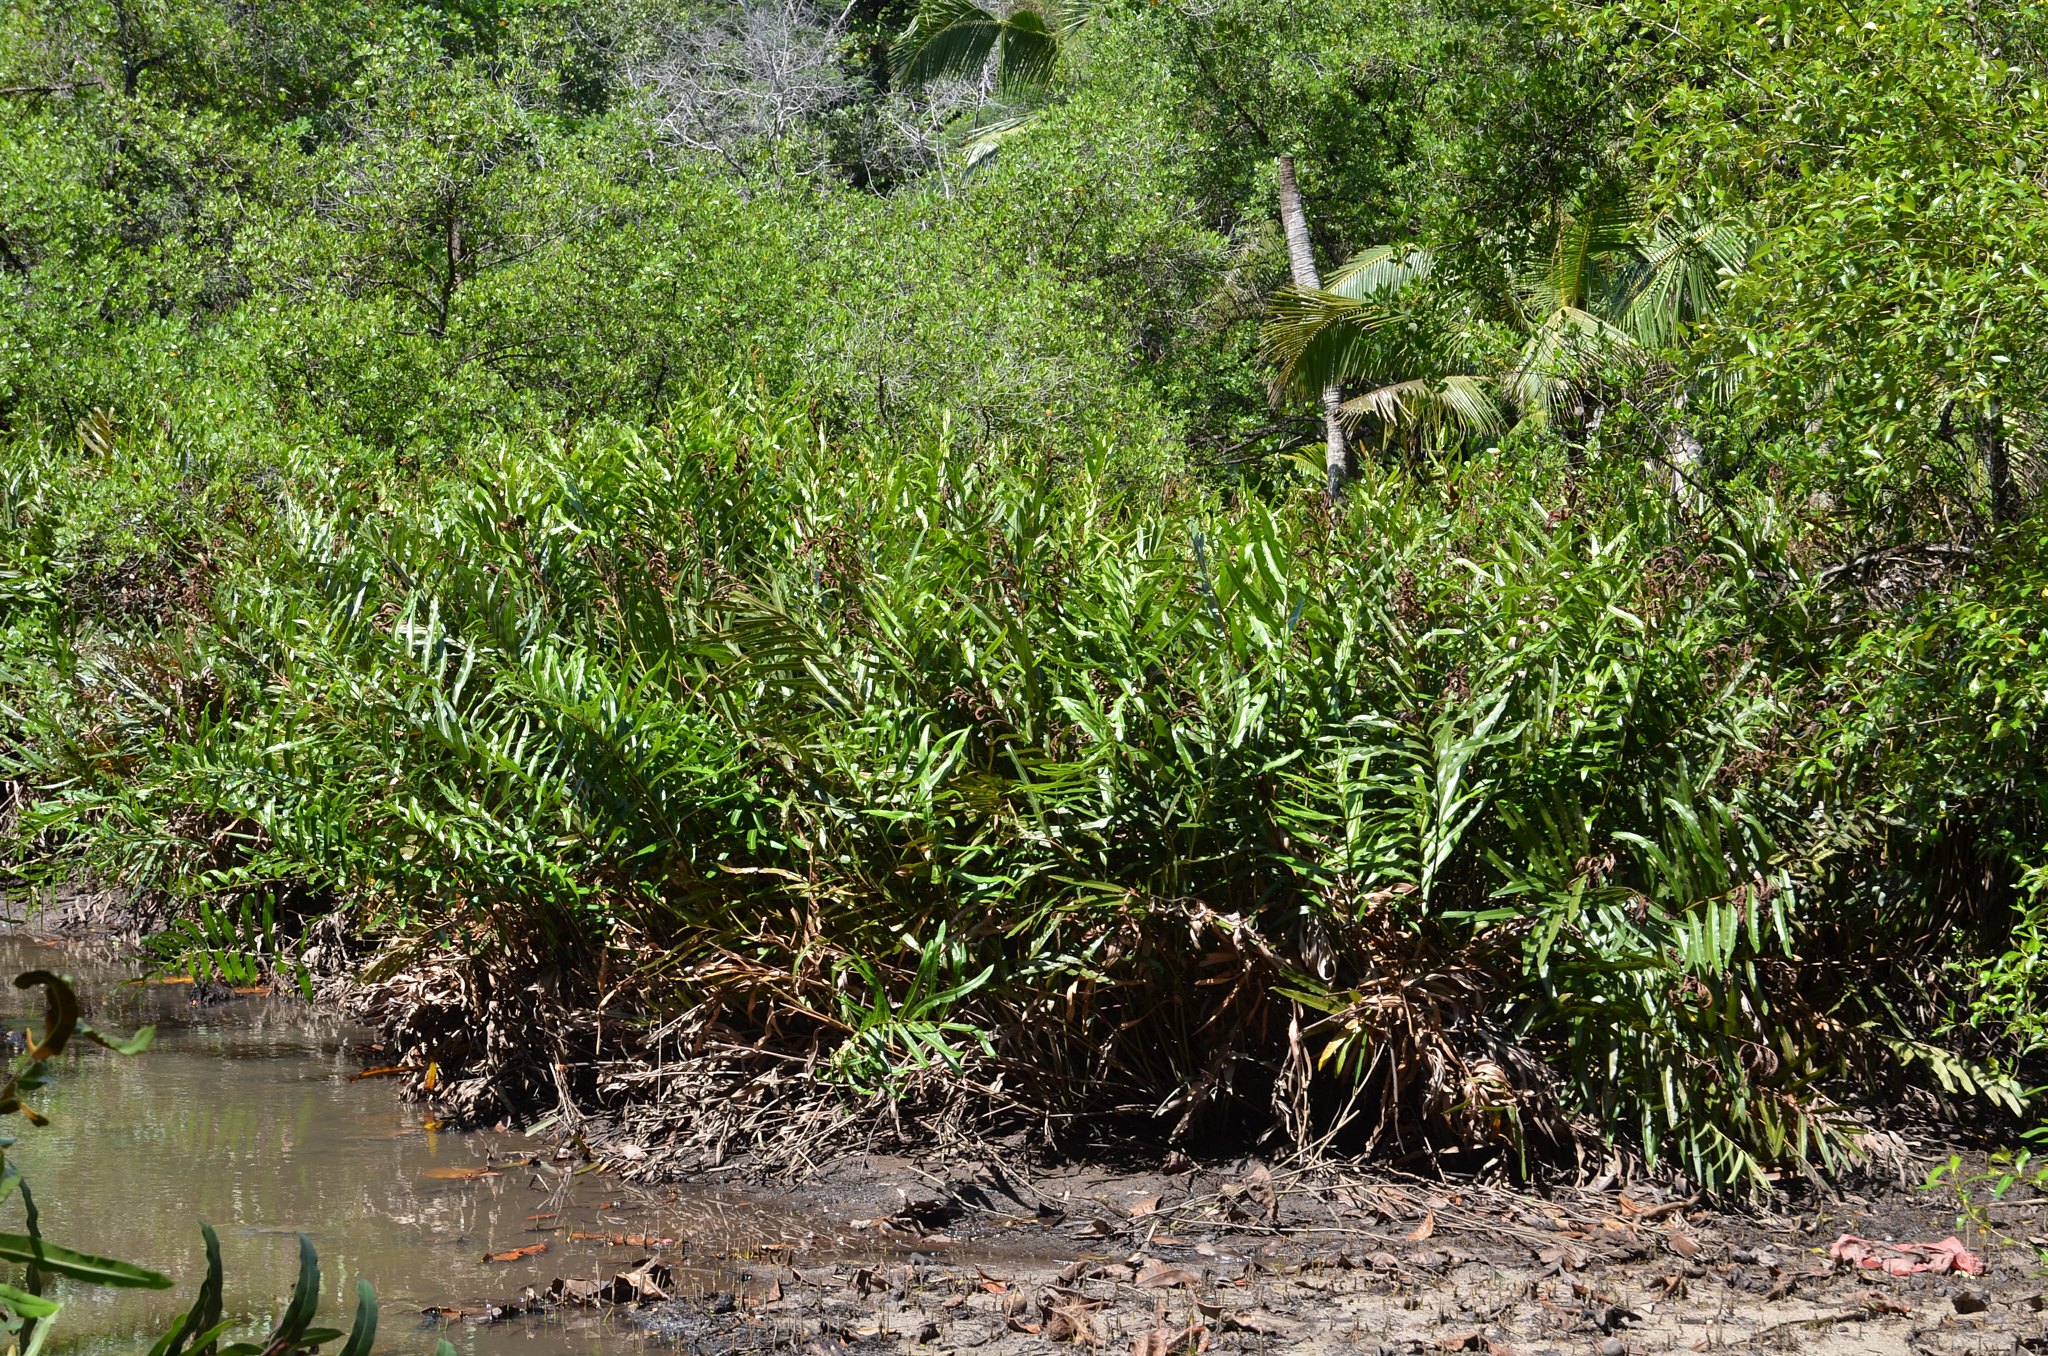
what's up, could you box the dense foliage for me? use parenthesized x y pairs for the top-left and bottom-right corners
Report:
(5, 0), (2048, 1193)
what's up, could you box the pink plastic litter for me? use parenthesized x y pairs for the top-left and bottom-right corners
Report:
(1828, 1233), (1984, 1276)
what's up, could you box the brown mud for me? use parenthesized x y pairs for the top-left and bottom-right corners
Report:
(5, 899), (2047, 1356)
(551, 1153), (2048, 1356)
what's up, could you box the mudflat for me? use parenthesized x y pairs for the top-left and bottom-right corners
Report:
(578, 1155), (2048, 1356)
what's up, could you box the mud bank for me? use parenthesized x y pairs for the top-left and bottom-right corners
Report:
(1, 914), (2042, 1356)
(428, 1153), (2048, 1356)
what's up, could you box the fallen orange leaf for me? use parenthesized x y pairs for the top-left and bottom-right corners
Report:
(351, 1066), (426, 1082)
(482, 1243), (547, 1263)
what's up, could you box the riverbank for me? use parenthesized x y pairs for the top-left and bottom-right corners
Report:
(526, 1150), (2048, 1356)
(1, 921), (2042, 1356)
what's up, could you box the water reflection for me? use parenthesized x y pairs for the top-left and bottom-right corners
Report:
(0, 937), (825, 1356)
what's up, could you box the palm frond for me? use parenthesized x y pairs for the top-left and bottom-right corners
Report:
(1520, 181), (1647, 320)
(1340, 374), (1505, 441)
(1258, 286), (1399, 399)
(1619, 215), (1748, 348)
(893, 0), (1003, 86)
(993, 5), (1060, 90)
(893, 0), (1064, 92)
(1324, 246), (1435, 302)
(1506, 305), (1637, 418)
(958, 109), (1042, 174)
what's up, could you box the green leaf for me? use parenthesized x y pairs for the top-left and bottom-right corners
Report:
(0, 1234), (172, 1288)
(266, 1234), (321, 1351)
(146, 1312), (190, 1356)
(78, 1022), (156, 1057)
(17, 1296), (59, 1356)
(336, 1279), (377, 1356)
(163, 1222), (226, 1356)
(0, 1283), (60, 1318)
(186, 1320), (238, 1353)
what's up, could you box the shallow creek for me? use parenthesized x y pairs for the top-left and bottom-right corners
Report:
(0, 935), (836, 1356)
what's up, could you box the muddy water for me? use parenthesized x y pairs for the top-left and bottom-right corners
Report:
(0, 936), (830, 1356)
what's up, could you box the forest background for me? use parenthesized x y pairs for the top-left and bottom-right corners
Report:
(4, 0), (2048, 1197)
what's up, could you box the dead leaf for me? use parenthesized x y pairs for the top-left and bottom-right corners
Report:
(1368, 1251), (1401, 1271)
(1135, 1260), (1198, 1289)
(550, 1278), (601, 1306)
(421, 1166), (499, 1180)
(1007, 1318), (1041, 1335)
(1074, 1218), (1118, 1239)
(1536, 1243), (1589, 1272)
(601, 1261), (672, 1304)
(1829, 1234), (1983, 1278)
(1405, 1212), (1436, 1242)
(1130, 1329), (1181, 1356)
(1223, 1313), (1292, 1337)
(351, 1066), (426, 1081)
(1662, 1231), (1700, 1260)
(1243, 1165), (1279, 1222)
(765, 1279), (783, 1303)
(1045, 1303), (1104, 1346)
(1129, 1196), (1162, 1218)
(482, 1244), (548, 1263)
(1434, 1334), (1481, 1352)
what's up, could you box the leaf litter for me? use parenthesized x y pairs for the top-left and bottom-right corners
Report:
(396, 1150), (2045, 1356)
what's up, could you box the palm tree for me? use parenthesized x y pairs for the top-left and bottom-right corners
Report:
(1261, 183), (1745, 463)
(892, 0), (1078, 90)
(890, 0), (1093, 167)
(1274, 154), (1351, 502)
(1261, 244), (1507, 458)
(1505, 183), (1745, 425)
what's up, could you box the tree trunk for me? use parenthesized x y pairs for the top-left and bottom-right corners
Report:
(1275, 156), (1347, 502)
(1976, 394), (2015, 525)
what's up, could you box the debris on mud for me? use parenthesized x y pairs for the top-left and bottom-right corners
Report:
(408, 1153), (2048, 1356)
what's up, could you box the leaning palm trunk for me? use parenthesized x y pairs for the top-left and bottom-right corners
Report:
(1275, 156), (1347, 501)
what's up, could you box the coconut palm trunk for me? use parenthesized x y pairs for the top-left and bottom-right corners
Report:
(1274, 156), (1347, 502)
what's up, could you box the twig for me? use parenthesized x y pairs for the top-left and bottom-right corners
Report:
(0, 80), (109, 97)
